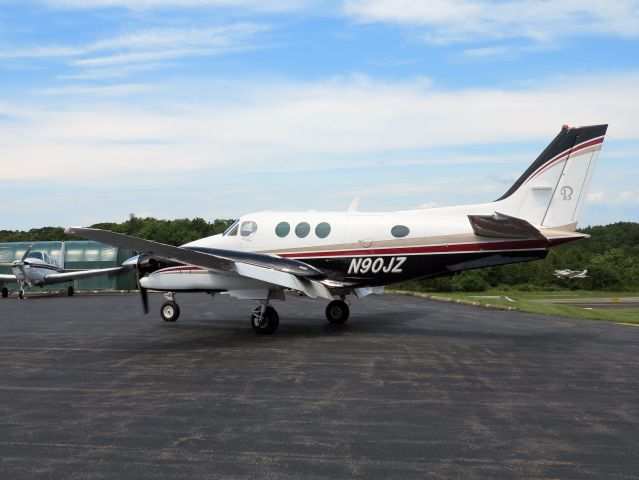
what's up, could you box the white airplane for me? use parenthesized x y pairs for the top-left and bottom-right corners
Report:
(67, 124), (607, 334)
(555, 269), (589, 279)
(0, 244), (127, 299)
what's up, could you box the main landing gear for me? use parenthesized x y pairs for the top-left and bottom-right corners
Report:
(325, 299), (350, 324)
(67, 286), (75, 297)
(250, 302), (280, 335)
(1, 287), (8, 298)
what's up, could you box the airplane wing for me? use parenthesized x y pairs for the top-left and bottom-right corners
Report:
(65, 227), (333, 299)
(42, 267), (128, 285)
(0, 274), (17, 283)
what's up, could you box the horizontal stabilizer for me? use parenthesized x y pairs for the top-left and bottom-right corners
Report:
(468, 212), (548, 243)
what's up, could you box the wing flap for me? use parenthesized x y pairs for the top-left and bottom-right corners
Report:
(234, 263), (333, 299)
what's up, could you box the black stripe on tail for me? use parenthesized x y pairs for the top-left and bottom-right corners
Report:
(496, 124), (608, 202)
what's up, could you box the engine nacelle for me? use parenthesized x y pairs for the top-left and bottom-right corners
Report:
(122, 254), (172, 276)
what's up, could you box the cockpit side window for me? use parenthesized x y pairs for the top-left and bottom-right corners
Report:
(224, 220), (239, 236)
(240, 221), (258, 237)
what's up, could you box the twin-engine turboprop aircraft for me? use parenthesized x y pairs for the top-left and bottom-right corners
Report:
(67, 124), (607, 334)
(0, 244), (126, 299)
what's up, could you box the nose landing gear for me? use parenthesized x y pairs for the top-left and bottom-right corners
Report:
(160, 292), (180, 322)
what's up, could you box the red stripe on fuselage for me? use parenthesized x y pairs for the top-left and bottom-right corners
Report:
(278, 238), (551, 259)
(158, 266), (206, 274)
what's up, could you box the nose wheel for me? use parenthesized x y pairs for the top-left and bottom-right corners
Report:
(250, 303), (279, 334)
(18, 289), (25, 300)
(161, 301), (180, 322)
(325, 300), (350, 324)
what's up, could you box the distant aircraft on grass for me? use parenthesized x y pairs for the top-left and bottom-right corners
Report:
(555, 269), (589, 279)
(67, 124), (607, 334)
(0, 244), (127, 299)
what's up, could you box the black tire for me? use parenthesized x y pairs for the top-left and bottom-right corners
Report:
(67, 286), (75, 297)
(18, 290), (24, 300)
(161, 301), (180, 322)
(1, 287), (8, 298)
(250, 305), (279, 334)
(325, 300), (350, 324)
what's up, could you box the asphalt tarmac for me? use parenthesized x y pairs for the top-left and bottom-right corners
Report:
(1, 292), (639, 479)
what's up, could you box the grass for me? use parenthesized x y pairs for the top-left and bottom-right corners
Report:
(390, 289), (639, 324)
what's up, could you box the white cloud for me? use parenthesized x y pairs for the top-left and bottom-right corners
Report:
(36, 83), (150, 96)
(41, 0), (318, 11)
(344, 0), (639, 45)
(0, 23), (269, 72)
(586, 190), (639, 205)
(1, 71), (638, 191)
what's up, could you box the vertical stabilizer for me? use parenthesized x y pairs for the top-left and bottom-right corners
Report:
(494, 124), (607, 228)
(59, 241), (66, 269)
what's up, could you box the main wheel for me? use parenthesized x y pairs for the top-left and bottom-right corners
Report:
(250, 305), (279, 334)
(67, 286), (75, 297)
(160, 301), (180, 322)
(1, 287), (8, 298)
(325, 300), (350, 324)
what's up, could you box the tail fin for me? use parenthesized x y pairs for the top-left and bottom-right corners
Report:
(494, 124), (607, 229)
(59, 241), (65, 269)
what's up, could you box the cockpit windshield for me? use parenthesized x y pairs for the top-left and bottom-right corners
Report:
(223, 219), (239, 236)
(26, 251), (44, 261)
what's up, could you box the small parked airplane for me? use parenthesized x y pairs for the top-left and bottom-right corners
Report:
(67, 124), (607, 334)
(0, 244), (126, 299)
(555, 269), (588, 279)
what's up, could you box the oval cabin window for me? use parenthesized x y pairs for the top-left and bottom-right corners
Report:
(391, 225), (410, 238)
(295, 222), (310, 238)
(315, 222), (331, 239)
(275, 222), (290, 238)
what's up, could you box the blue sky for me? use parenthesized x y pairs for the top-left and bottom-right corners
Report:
(1, 0), (638, 229)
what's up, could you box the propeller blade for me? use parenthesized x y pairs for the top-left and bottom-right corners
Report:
(140, 285), (149, 314)
(20, 244), (33, 262)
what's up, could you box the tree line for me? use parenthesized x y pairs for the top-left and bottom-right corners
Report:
(1, 218), (637, 292)
(402, 222), (639, 292)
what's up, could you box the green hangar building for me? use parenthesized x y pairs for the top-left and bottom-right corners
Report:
(0, 241), (137, 294)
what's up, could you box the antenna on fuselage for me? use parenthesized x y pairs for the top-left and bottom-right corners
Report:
(348, 197), (360, 213)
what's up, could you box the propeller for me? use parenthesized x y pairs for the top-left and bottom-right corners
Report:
(123, 254), (161, 315)
(20, 244), (33, 263)
(139, 282), (149, 314)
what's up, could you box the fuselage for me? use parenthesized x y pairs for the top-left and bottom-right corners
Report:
(141, 205), (583, 292)
(11, 252), (61, 287)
